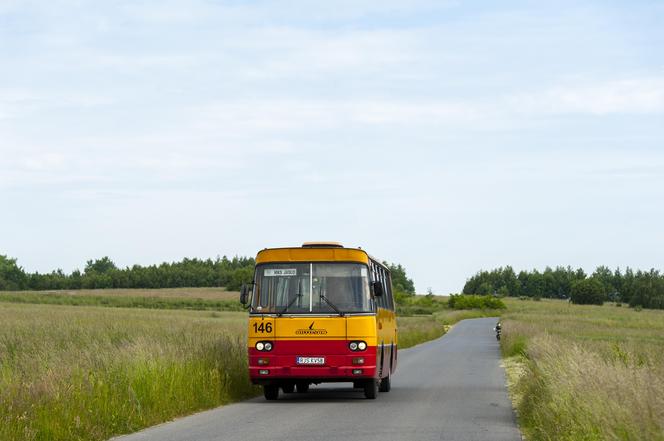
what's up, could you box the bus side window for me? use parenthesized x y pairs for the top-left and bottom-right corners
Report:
(371, 261), (385, 309)
(380, 267), (392, 310)
(381, 268), (393, 310)
(380, 266), (389, 310)
(385, 271), (395, 311)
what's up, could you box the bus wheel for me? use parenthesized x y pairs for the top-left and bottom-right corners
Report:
(379, 374), (391, 392)
(296, 382), (309, 393)
(363, 379), (378, 399)
(282, 383), (295, 394)
(263, 385), (279, 400)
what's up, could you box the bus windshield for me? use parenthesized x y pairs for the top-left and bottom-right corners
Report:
(253, 263), (371, 314)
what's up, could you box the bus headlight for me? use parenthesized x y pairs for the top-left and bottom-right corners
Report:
(255, 341), (273, 351)
(348, 341), (367, 351)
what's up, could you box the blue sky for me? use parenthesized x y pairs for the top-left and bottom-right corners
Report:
(1, 0), (663, 293)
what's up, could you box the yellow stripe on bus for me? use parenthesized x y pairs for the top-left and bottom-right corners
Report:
(256, 248), (369, 265)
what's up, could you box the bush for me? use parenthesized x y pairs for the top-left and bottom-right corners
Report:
(395, 293), (447, 316)
(571, 278), (606, 305)
(448, 294), (506, 310)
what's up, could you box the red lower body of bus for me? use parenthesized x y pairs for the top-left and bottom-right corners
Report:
(249, 340), (380, 385)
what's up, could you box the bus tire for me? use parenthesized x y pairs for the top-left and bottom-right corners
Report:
(296, 382), (309, 393)
(282, 383), (295, 393)
(379, 374), (391, 392)
(363, 379), (378, 399)
(263, 385), (279, 400)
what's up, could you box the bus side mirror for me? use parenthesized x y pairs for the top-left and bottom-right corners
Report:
(372, 281), (384, 297)
(240, 284), (249, 305)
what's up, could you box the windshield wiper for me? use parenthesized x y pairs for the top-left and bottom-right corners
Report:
(277, 280), (303, 317)
(320, 294), (345, 317)
(277, 294), (301, 316)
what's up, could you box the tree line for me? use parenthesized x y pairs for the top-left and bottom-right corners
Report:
(0, 255), (255, 291)
(463, 265), (664, 309)
(0, 254), (417, 295)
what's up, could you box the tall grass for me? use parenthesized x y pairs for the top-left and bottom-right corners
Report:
(501, 299), (664, 441)
(0, 292), (244, 311)
(0, 298), (485, 441)
(0, 304), (258, 441)
(0, 287), (239, 300)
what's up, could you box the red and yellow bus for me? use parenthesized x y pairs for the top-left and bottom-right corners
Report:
(240, 242), (398, 400)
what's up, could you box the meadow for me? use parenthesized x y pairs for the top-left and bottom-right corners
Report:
(0, 304), (255, 441)
(501, 298), (664, 441)
(0, 288), (243, 312)
(0, 287), (240, 300)
(0, 291), (494, 441)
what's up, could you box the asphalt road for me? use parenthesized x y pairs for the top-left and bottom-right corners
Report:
(113, 317), (521, 441)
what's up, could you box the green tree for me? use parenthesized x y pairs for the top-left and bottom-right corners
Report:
(227, 267), (254, 291)
(571, 278), (606, 305)
(593, 266), (616, 299)
(85, 257), (117, 274)
(629, 269), (664, 309)
(502, 266), (520, 296)
(385, 262), (415, 295)
(0, 255), (27, 290)
(477, 282), (493, 295)
(525, 270), (544, 298)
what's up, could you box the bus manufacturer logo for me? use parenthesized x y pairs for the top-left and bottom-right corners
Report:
(295, 321), (327, 335)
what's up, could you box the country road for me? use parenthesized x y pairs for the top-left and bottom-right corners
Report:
(113, 317), (521, 441)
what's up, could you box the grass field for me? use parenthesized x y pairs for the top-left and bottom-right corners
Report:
(0, 288), (243, 312)
(501, 298), (664, 441)
(0, 304), (255, 441)
(0, 292), (492, 441)
(0, 287), (240, 300)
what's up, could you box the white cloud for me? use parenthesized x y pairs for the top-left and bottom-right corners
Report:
(237, 27), (423, 78)
(190, 98), (482, 135)
(189, 75), (664, 138)
(512, 77), (664, 115)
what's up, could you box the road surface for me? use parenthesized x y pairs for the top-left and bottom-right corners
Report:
(113, 317), (521, 441)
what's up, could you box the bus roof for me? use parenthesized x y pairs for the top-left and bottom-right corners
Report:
(256, 244), (385, 267)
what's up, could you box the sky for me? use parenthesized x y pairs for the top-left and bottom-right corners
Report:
(1, 0), (663, 294)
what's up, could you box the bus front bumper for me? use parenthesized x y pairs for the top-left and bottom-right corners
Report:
(249, 349), (378, 383)
(249, 364), (377, 382)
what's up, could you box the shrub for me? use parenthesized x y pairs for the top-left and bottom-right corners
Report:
(448, 294), (506, 310)
(395, 293), (447, 316)
(571, 278), (606, 305)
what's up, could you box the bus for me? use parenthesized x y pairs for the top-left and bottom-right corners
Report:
(240, 242), (397, 400)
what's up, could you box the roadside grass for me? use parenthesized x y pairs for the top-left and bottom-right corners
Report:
(500, 298), (664, 441)
(397, 296), (502, 348)
(0, 304), (257, 441)
(0, 294), (496, 441)
(398, 315), (450, 348)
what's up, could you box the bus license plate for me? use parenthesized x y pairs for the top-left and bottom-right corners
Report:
(296, 356), (325, 365)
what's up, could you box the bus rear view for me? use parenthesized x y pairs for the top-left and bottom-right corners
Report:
(240, 242), (397, 400)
